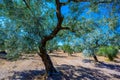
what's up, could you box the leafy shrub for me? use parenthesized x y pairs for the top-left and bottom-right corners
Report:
(61, 45), (74, 55)
(82, 49), (94, 57)
(73, 46), (83, 53)
(6, 51), (21, 61)
(97, 47), (106, 56)
(97, 46), (118, 61)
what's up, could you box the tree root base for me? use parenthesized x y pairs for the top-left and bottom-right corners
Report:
(34, 71), (65, 80)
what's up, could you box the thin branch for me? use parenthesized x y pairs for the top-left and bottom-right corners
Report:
(61, 27), (70, 30)
(60, 0), (114, 6)
(40, 0), (64, 46)
(23, 0), (34, 16)
(23, 0), (30, 9)
(61, 27), (76, 33)
(72, 0), (114, 3)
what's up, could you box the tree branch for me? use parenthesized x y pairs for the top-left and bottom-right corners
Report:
(61, 27), (70, 30)
(72, 0), (114, 3)
(23, 0), (34, 16)
(41, 0), (64, 46)
(61, 27), (76, 33)
(60, 0), (114, 6)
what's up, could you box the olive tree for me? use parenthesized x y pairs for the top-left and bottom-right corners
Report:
(0, 0), (120, 78)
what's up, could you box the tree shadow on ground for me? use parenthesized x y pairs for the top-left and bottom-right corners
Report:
(10, 70), (45, 80)
(82, 59), (94, 63)
(82, 59), (120, 72)
(110, 74), (120, 79)
(9, 64), (113, 80)
(57, 64), (110, 80)
(95, 62), (120, 72)
(114, 60), (120, 63)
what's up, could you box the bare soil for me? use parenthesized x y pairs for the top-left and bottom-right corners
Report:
(0, 51), (120, 80)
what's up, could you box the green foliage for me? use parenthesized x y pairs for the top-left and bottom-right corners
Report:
(90, 2), (98, 12)
(97, 46), (118, 61)
(6, 52), (21, 61)
(61, 44), (74, 55)
(107, 17), (119, 30)
(82, 49), (94, 57)
(0, 0), (52, 60)
(46, 39), (59, 53)
(73, 46), (83, 53)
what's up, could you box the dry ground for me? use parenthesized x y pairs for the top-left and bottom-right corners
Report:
(0, 51), (120, 80)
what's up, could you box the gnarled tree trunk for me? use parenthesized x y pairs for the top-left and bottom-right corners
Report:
(92, 53), (99, 62)
(38, 42), (57, 76)
(37, 0), (65, 76)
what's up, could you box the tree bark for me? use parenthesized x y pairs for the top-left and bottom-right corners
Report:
(38, 44), (57, 76)
(92, 53), (99, 62)
(36, 0), (64, 77)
